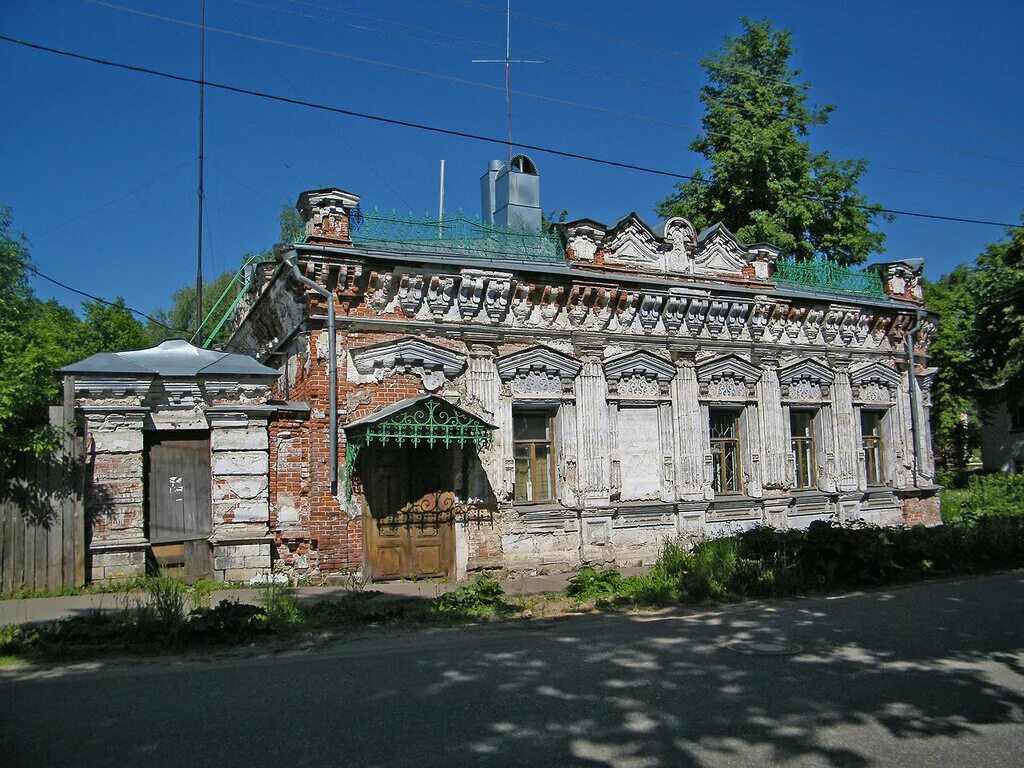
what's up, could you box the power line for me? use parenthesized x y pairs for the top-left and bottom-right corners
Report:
(82, 0), (1024, 173)
(24, 263), (187, 334)
(1, 33), (1021, 231)
(441, 0), (1024, 143)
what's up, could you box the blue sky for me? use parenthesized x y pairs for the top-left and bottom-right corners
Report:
(2, 0), (1022, 318)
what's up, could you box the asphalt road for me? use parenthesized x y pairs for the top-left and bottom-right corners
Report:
(2, 571), (1023, 768)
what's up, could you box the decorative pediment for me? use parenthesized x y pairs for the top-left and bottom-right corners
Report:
(604, 214), (661, 267)
(778, 359), (835, 401)
(692, 224), (748, 275)
(603, 350), (675, 398)
(496, 345), (581, 396)
(696, 354), (761, 400)
(603, 350), (676, 382)
(350, 337), (465, 392)
(850, 361), (901, 404)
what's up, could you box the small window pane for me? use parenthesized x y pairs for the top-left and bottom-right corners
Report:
(532, 444), (552, 500)
(710, 412), (738, 439)
(513, 413), (549, 441)
(791, 412), (812, 439)
(514, 445), (531, 502)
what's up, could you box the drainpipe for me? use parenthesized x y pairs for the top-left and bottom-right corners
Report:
(285, 254), (338, 496)
(906, 310), (925, 487)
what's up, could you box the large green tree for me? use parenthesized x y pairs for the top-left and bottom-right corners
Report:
(0, 209), (150, 459)
(923, 266), (978, 471)
(656, 18), (889, 265)
(973, 222), (1024, 397)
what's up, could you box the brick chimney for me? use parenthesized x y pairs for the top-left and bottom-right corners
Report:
(297, 188), (361, 246)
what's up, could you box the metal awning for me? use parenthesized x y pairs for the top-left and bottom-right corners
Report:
(343, 395), (495, 501)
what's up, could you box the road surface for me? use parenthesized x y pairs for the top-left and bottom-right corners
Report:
(2, 571), (1023, 767)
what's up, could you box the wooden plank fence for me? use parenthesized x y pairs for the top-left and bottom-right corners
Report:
(0, 408), (85, 595)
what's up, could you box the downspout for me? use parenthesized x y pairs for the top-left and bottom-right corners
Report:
(906, 310), (925, 487)
(285, 253), (338, 496)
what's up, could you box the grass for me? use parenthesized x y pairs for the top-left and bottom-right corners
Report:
(0, 572), (522, 664)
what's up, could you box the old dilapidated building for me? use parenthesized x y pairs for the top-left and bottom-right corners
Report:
(66, 157), (941, 583)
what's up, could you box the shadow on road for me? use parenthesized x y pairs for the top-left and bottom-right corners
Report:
(2, 572), (1023, 767)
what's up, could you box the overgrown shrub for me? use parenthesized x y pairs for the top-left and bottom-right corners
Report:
(259, 582), (302, 629)
(942, 474), (1024, 524)
(436, 572), (509, 617)
(143, 576), (188, 627)
(188, 600), (268, 635)
(566, 567), (623, 601)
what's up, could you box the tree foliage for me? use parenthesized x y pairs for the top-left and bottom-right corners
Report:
(973, 223), (1024, 397)
(0, 209), (151, 459)
(656, 17), (889, 265)
(923, 266), (978, 470)
(925, 219), (1024, 472)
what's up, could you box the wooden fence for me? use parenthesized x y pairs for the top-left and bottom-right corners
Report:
(0, 409), (85, 595)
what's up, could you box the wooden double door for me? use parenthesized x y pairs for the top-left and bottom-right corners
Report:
(364, 446), (455, 581)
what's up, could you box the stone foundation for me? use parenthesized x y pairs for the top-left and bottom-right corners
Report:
(89, 545), (147, 582)
(212, 541), (273, 582)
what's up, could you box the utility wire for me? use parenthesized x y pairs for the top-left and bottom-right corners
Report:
(441, 0), (1024, 143)
(83, 0), (1024, 172)
(25, 263), (187, 334)
(1, 34), (1021, 230)
(266, 0), (1024, 178)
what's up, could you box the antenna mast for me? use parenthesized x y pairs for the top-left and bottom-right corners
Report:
(195, 0), (206, 343)
(472, 0), (542, 162)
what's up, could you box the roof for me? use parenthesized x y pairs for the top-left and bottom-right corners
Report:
(59, 339), (278, 378)
(344, 394), (496, 430)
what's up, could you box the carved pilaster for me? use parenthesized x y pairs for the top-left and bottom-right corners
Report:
(756, 361), (788, 491)
(464, 345), (503, 498)
(574, 357), (611, 506)
(830, 361), (860, 491)
(671, 358), (708, 500)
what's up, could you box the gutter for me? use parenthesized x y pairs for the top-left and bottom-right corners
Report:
(284, 252), (339, 496)
(906, 310), (925, 486)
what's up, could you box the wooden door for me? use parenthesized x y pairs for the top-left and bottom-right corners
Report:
(147, 434), (212, 580)
(364, 446), (455, 581)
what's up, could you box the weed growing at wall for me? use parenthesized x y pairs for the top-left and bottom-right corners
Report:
(582, 514), (1024, 608)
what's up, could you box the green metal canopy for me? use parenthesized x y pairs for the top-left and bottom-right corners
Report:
(342, 395), (495, 502)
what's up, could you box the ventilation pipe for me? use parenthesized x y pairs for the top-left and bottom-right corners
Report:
(285, 253), (338, 495)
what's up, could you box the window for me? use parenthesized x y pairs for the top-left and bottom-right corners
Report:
(513, 411), (554, 503)
(709, 409), (742, 495)
(861, 411), (885, 486)
(790, 411), (816, 490)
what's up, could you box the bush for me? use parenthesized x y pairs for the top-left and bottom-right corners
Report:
(259, 582), (302, 629)
(436, 572), (509, 617)
(566, 567), (623, 601)
(143, 576), (188, 627)
(942, 474), (1024, 524)
(188, 600), (268, 635)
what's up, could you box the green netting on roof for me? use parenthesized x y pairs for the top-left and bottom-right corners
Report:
(350, 209), (565, 264)
(774, 258), (885, 298)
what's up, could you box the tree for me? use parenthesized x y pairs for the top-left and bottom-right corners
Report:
(656, 18), (889, 265)
(923, 266), (978, 471)
(972, 222), (1024, 397)
(0, 209), (150, 460)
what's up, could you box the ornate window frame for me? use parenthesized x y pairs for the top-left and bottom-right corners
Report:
(696, 354), (762, 402)
(495, 345), (581, 400)
(348, 337), (466, 392)
(778, 358), (834, 404)
(849, 362), (901, 406)
(603, 350), (675, 402)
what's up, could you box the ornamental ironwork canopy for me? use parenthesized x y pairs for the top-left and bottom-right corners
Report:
(343, 395), (495, 501)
